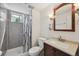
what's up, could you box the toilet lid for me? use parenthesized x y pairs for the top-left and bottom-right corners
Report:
(29, 47), (41, 53)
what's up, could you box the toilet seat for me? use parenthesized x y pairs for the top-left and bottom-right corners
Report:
(29, 46), (42, 56)
(29, 47), (41, 53)
(29, 37), (47, 56)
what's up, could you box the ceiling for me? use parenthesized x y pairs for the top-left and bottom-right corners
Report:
(29, 3), (50, 11)
(2, 3), (59, 12)
(29, 3), (59, 11)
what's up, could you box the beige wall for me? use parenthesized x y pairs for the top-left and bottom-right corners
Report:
(40, 4), (79, 43)
(32, 9), (40, 47)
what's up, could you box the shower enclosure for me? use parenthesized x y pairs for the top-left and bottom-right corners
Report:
(0, 4), (32, 56)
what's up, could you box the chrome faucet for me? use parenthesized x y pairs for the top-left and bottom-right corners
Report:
(58, 35), (65, 42)
(58, 35), (62, 41)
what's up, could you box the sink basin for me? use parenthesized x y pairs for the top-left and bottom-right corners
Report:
(50, 40), (69, 49)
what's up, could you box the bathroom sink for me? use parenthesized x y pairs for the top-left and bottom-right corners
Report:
(49, 40), (69, 49)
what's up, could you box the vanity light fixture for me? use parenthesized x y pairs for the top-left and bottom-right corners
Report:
(74, 3), (79, 10)
(48, 12), (55, 30)
(74, 3), (79, 15)
(74, 3), (79, 25)
(49, 12), (55, 20)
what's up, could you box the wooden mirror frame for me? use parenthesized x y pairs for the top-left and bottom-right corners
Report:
(54, 3), (75, 32)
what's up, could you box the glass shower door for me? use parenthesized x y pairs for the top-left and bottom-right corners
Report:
(7, 12), (24, 49)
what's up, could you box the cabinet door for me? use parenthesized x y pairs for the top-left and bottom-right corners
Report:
(44, 43), (70, 56)
(44, 43), (56, 56)
(55, 49), (70, 56)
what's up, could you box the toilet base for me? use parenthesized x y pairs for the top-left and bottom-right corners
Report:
(29, 47), (42, 56)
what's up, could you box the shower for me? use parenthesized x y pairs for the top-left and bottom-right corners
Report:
(0, 3), (32, 56)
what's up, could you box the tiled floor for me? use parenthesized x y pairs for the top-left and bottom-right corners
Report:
(19, 52), (29, 56)
(39, 51), (44, 56)
(5, 51), (44, 56)
(5, 46), (26, 56)
(4, 46), (44, 56)
(5, 51), (29, 56)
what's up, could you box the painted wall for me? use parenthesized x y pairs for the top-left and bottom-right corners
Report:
(32, 9), (40, 47)
(40, 4), (79, 43)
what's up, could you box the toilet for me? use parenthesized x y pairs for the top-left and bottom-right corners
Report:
(29, 37), (46, 56)
(0, 51), (2, 56)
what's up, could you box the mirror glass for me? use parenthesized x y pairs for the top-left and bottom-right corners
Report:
(54, 4), (75, 31)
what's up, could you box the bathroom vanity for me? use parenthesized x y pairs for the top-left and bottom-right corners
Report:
(44, 39), (79, 56)
(44, 43), (70, 56)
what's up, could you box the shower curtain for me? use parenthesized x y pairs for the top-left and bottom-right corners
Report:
(23, 5), (32, 52)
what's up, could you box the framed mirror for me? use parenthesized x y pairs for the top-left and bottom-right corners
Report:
(54, 3), (75, 31)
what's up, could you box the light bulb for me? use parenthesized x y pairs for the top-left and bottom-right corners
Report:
(49, 13), (55, 20)
(49, 13), (53, 18)
(74, 3), (79, 10)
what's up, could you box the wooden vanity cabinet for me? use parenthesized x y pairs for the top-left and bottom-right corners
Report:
(55, 49), (70, 56)
(44, 43), (56, 56)
(75, 46), (79, 56)
(44, 43), (70, 56)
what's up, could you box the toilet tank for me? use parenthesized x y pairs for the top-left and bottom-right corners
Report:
(37, 37), (47, 48)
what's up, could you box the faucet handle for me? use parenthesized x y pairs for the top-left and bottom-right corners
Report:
(59, 35), (62, 40)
